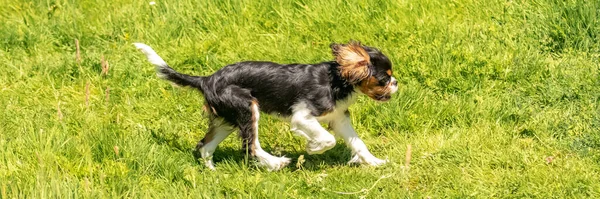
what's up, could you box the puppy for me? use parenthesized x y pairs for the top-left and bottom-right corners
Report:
(134, 41), (398, 171)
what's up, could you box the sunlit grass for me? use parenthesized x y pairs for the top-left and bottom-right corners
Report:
(0, 0), (599, 198)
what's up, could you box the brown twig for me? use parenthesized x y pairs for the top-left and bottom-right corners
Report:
(101, 55), (109, 76)
(57, 101), (63, 121)
(75, 39), (81, 66)
(113, 145), (120, 156)
(85, 82), (90, 107)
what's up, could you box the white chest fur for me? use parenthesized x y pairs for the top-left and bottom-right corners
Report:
(316, 93), (358, 123)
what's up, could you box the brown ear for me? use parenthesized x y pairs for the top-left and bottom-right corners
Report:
(331, 41), (370, 83)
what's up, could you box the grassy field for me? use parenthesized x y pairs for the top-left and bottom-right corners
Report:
(1, 0), (600, 198)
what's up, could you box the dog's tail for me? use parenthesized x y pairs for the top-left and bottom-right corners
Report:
(133, 43), (206, 92)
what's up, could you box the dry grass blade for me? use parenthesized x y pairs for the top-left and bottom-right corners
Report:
(85, 82), (90, 107)
(57, 101), (63, 121)
(101, 55), (109, 76)
(105, 86), (110, 103)
(75, 39), (81, 66)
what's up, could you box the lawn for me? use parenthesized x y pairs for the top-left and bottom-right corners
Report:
(1, 0), (599, 198)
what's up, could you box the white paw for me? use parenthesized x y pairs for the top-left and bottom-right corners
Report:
(198, 148), (216, 170)
(306, 136), (336, 155)
(204, 159), (216, 170)
(348, 154), (388, 166)
(258, 156), (291, 171)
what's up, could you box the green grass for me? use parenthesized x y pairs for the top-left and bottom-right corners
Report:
(1, 0), (600, 198)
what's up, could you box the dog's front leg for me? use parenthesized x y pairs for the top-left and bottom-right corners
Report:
(290, 109), (337, 155)
(330, 112), (387, 166)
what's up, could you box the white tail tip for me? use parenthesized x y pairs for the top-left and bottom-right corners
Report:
(133, 43), (168, 67)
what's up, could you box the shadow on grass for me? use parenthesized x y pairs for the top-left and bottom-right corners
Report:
(149, 130), (190, 153)
(149, 129), (357, 171)
(193, 144), (355, 171)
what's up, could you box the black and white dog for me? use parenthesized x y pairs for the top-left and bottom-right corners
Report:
(134, 41), (398, 171)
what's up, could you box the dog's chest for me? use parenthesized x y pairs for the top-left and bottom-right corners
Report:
(316, 94), (357, 123)
(271, 93), (357, 123)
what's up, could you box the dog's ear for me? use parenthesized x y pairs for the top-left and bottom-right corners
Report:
(331, 41), (370, 83)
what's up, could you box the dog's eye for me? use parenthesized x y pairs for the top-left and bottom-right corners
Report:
(378, 76), (390, 86)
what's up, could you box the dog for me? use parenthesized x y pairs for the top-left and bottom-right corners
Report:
(134, 41), (398, 171)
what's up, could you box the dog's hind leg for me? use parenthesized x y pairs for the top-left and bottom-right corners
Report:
(195, 117), (234, 170)
(239, 100), (291, 171)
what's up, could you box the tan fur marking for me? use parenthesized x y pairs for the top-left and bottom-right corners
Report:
(210, 106), (218, 115)
(202, 104), (218, 116)
(386, 69), (392, 76)
(250, 100), (259, 156)
(319, 109), (332, 117)
(332, 41), (370, 83)
(359, 76), (391, 100)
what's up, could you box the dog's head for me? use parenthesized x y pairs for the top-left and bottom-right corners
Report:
(331, 41), (398, 102)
